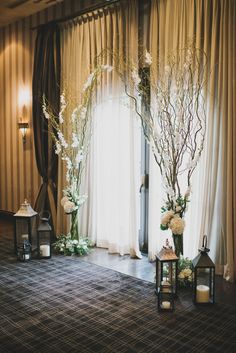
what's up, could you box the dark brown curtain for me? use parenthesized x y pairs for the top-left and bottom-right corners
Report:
(32, 23), (61, 234)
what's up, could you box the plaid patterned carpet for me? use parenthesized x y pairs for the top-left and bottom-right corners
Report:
(0, 231), (236, 353)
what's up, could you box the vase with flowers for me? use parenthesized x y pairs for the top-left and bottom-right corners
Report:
(118, 44), (207, 256)
(43, 63), (113, 248)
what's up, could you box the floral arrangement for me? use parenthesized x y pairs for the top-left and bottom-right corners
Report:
(116, 45), (207, 256)
(43, 63), (113, 244)
(177, 257), (193, 288)
(53, 234), (92, 256)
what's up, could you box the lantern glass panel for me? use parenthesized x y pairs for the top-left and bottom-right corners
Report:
(161, 261), (177, 295)
(30, 217), (37, 251)
(15, 219), (29, 246)
(158, 291), (174, 312)
(38, 229), (51, 259)
(196, 268), (210, 286)
(17, 237), (31, 261)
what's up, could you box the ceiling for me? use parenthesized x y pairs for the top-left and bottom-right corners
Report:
(0, 0), (64, 28)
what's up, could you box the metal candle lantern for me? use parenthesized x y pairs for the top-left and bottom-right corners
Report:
(14, 199), (38, 256)
(156, 239), (178, 312)
(37, 211), (52, 259)
(192, 235), (215, 304)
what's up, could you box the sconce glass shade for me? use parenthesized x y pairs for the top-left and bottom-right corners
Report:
(18, 122), (29, 143)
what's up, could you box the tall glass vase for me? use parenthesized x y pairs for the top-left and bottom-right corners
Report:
(70, 210), (79, 241)
(172, 233), (183, 258)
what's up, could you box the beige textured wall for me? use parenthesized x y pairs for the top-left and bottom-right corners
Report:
(0, 0), (105, 213)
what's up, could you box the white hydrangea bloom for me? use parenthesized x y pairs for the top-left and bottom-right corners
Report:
(63, 200), (76, 214)
(161, 210), (175, 226)
(61, 196), (69, 207)
(169, 216), (185, 235)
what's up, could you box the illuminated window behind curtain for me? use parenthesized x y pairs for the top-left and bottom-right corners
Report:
(59, 0), (142, 257)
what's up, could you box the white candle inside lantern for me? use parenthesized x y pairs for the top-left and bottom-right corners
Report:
(161, 301), (171, 309)
(196, 285), (210, 303)
(40, 244), (50, 257)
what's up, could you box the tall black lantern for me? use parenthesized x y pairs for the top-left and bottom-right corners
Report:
(156, 239), (178, 312)
(192, 235), (215, 304)
(14, 199), (38, 256)
(37, 211), (52, 259)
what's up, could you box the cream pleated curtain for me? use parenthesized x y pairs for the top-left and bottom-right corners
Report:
(58, 0), (142, 257)
(149, 0), (236, 281)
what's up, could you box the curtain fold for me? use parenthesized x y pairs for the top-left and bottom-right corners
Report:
(32, 23), (61, 233)
(149, 0), (236, 281)
(59, 1), (141, 257)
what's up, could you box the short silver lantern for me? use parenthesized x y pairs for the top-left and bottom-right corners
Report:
(14, 199), (38, 256)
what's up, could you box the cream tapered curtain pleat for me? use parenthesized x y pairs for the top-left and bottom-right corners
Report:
(58, 1), (142, 257)
(149, 0), (236, 281)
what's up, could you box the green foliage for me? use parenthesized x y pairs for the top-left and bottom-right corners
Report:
(53, 234), (93, 256)
(178, 256), (193, 288)
(160, 224), (168, 231)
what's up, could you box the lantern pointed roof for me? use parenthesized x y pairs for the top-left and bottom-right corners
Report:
(192, 252), (215, 268)
(14, 199), (37, 217)
(157, 247), (178, 261)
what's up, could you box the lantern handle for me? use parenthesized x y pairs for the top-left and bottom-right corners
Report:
(199, 235), (210, 253)
(39, 210), (51, 222)
(202, 235), (207, 248)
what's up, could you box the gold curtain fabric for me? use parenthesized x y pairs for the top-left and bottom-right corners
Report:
(58, 1), (140, 255)
(150, 0), (236, 281)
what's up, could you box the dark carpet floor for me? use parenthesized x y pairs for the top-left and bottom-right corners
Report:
(0, 231), (236, 353)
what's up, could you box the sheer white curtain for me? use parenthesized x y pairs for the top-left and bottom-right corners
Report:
(80, 94), (141, 257)
(59, 0), (142, 257)
(149, 0), (236, 282)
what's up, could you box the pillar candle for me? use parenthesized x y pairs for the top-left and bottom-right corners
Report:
(196, 285), (210, 303)
(161, 301), (171, 309)
(40, 244), (50, 257)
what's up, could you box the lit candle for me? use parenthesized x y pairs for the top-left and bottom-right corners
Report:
(161, 301), (171, 309)
(40, 244), (50, 257)
(196, 285), (210, 303)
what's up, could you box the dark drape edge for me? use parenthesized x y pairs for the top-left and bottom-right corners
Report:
(32, 23), (61, 235)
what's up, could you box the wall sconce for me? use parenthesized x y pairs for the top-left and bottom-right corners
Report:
(18, 122), (29, 144)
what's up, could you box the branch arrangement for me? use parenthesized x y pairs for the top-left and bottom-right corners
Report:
(42, 64), (113, 214)
(116, 45), (207, 247)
